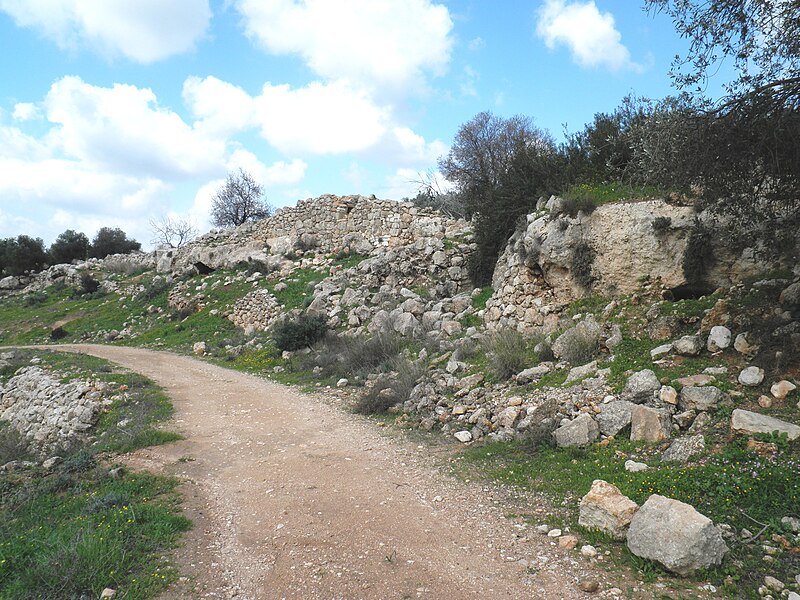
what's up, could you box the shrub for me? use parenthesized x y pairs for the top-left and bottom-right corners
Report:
(353, 357), (423, 414)
(561, 196), (598, 218)
(137, 277), (170, 301)
(571, 242), (595, 290)
(554, 324), (599, 365)
(305, 331), (405, 378)
(682, 219), (715, 287)
(651, 216), (672, 233)
(71, 273), (102, 298)
(0, 421), (32, 464)
(272, 313), (328, 352)
(49, 326), (67, 340)
(23, 291), (48, 306)
(484, 329), (541, 380)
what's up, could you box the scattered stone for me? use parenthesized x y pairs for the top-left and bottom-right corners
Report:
(553, 413), (599, 447)
(558, 535), (578, 549)
(452, 429), (474, 443)
(771, 380), (797, 400)
(673, 410), (697, 429)
(630, 405), (671, 443)
(707, 326), (732, 352)
(661, 435), (705, 463)
(100, 589), (116, 599)
(624, 460), (648, 473)
(733, 332), (758, 354)
(731, 409), (800, 441)
(781, 516), (800, 532)
(578, 479), (639, 540)
(758, 395), (772, 409)
(192, 341), (207, 356)
(764, 576), (784, 592)
(535, 524), (550, 534)
(515, 365), (551, 384)
(675, 374), (715, 388)
(622, 369), (661, 403)
(650, 343), (673, 360)
(738, 366), (765, 387)
(336, 378), (349, 388)
(578, 580), (600, 593)
(580, 544), (598, 558)
(596, 401), (635, 437)
(674, 335), (704, 356)
(547, 528), (562, 537)
(565, 361), (598, 384)
(41, 456), (61, 469)
(627, 494), (728, 575)
(659, 386), (678, 405)
(679, 386), (724, 412)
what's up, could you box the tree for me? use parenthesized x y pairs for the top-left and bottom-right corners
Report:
(48, 229), (90, 265)
(149, 216), (197, 249)
(0, 235), (48, 276)
(643, 0), (800, 241)
(211, 169), (274, 228)
(90, 227), (141, 259)
(439, 112), (563, 284)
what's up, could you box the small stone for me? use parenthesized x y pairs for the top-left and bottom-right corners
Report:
(109, 466), (125, 479)
(679, 386), (724, 411)
(674, 335), (703, 356)
(771, 380), (797, 400)
(758, 395), (772, 409)
(650, 343), (673, 359)
(192, 341), (207, 356)
(535, 524), (550, 534)
(734, 332), (758, 354)
(100, 589), (116, 599)
(781, 516), (800, 532)
(707, 326), (732, 352)
(454, 430), (473, 443)
(578, 580), (600, 593)
(558, 535), (578, 549)
(660, 386), (678, 405)
(579, 480), (638, 540)
(630, 405), (671, 443)
(738, 366), (765, 387)
(764, 576), (784, 592)
(624, 460), (648, 472)
(336, 378), (349, 388)
(547, 528), (562, 537)
(580, 544), (598, 558)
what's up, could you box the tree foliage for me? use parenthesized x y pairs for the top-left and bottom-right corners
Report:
(90, 227), (141, 259)
(211, 169), (274, 228)
(0, 236), (48, 276)
(48, 229), (90, 265)
(439, 112), (563, 285)
(149, 216), (197, 249)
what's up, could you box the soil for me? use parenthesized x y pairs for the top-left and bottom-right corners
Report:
(56, 344), (632, 600)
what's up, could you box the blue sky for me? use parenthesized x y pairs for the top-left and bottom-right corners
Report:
(0, 0), (698, 248)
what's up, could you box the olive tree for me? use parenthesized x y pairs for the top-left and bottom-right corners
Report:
(210, 169), (274, 228)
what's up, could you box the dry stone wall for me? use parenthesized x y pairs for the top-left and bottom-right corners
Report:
(0, 367), (108, 457)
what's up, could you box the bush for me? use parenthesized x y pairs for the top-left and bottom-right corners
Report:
(272, 314), (328, 352)
(561, 196), (598, 218)
(23, 291), (48, 306)
(651, 216), (672, 233)
(571, 242), (595, 290)
(353, 357), (423, 414)
(49, 326), (67, 340)
(137, 277), (170, 301)
(304, 331), (406, 378)
(71, 273), (101, 298)
(683, 220), (715, 288)
(0, 421), (32, 464)
(484, 329), (541, 380)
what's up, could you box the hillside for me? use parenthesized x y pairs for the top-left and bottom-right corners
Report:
(1, 193), (799, 599)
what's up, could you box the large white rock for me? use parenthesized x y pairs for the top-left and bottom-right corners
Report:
(738, 366), (765, 387)
(679, 386), (724, 412)
(630, 405), (671, 442)
(706, 326), (732, 352)
(731, 409), (800, 441)
(627, 495), (728, 575)
(622, 369), (660, 403)
(552, 413), (599, 447)
(579, 480), (639, 540)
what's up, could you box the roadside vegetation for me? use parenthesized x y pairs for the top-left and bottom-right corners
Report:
(0, 350), (188, 599)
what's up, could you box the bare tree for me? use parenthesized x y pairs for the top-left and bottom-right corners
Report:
(149, 216), (198, 249)
(211, 169), (274, 228)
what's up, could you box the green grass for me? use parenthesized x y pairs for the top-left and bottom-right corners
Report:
(268, 267), (328, 310)
(454, 436), (800, 598)
(562, 182), (665, 205)
(0, 350), (189, 599)
(471, 286), (493, 310)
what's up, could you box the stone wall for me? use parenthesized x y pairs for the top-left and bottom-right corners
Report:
(0, 367), (107, 456)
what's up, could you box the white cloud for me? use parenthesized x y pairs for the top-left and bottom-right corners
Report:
(235, 0), (453, 92)
(226, 149), (307, 186)
(44, 76), (224, 178)
(381, 167), (423, 200)
(390, 127), (448, 164)
(254, 80), (390, 154)
(536, 0), (642, 72)
(183, 76), (255, 138)
(0, 0), (211, 62)
(12, 102), (40, 121)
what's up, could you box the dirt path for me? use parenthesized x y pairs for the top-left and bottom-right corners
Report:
(55, 345), (613, 599)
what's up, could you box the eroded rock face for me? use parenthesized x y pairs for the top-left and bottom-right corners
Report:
(627, 495), (728, 575)
(731, 409), (800, 441)
(578, 480), (639, 540)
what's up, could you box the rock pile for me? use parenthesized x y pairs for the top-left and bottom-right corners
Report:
(0, 366), (109, 456)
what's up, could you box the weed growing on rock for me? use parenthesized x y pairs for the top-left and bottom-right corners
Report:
(271, 313), (328, 352)
(571, 241), (595, 291)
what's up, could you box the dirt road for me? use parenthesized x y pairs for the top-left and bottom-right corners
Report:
(56, 345), (606, 599)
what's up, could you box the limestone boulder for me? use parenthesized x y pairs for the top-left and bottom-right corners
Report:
(552, 414), (599, 447)
(630, 405), (671, 443)
(738, 366), (765, 387)
(706, 326), (732, 352)
(731, 409), (800, 441)
(674, 335), (703, 356)
(679, 386), (724, 412)
(627, 494), (728, 575)
(622, 369), (660, 403)
(578, 480), (639, 540)
(661, 435), (705, 463)
(596, 401), (635, 437)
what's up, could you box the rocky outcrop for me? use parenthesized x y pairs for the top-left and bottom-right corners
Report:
(0, 367), (109, 456)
